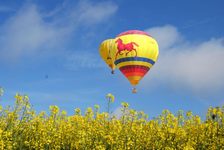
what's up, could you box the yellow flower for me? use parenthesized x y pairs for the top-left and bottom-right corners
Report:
(15, 93), (23, 104)
(49, 105), (59, 114)
(106, 93), (115, 103)
(61, 110), (67, 116)
(183, 144), (195, 150)
(75, 108), (81, 115)
(0, 92), (224, 149)
(121, 102), (129, 108)
(94, 104), (100, 110)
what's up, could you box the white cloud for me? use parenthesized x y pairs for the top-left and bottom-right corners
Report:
(64, 51), (105, 70)
(146, 25), (183, 50)
(0, 1), (118, 64)
(0, 5), (67, 62)
(144, 25), (224, 93)
(76, 1), (118, 25)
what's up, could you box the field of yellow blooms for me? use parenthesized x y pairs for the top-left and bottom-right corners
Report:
(0, 93), (224, 150)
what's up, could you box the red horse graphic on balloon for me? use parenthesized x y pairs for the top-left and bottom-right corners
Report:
(115, 38), (139, 59)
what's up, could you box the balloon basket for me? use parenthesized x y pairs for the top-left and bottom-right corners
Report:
(111, 70), (115, 74)
(132, 87), (137, 93)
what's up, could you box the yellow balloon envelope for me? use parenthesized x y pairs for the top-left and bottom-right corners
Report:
(99, 39), (116, 74)
(114, 30), (159, 92)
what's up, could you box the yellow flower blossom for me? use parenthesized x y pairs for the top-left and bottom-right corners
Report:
(0, 93), (223, 149)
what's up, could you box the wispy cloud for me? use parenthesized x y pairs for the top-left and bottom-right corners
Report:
(0, 5), (65, 62)
(146, 25), (183, 50)
(64, 51), (105, 70)
(75, 1), (118, 25)
(182, 18), (216, 29)
(145, 25), (224, 93)
(0, 1), (118, 64)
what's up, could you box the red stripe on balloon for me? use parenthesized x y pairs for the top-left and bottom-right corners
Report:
(119, 65), (149, 72)
(119, 65), (150, 77)
(120, 67), (149, 74)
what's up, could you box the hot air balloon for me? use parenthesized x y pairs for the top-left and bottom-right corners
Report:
(99, 39), (116, 74)
(114, 30), (159, 93)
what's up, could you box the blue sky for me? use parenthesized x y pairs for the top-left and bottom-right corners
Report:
(0, 0), (224, 119)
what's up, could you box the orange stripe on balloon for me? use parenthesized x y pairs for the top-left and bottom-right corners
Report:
(123, 72), (145, 77)
(127, 76), (142, 81)
(127, 76), (143, 86)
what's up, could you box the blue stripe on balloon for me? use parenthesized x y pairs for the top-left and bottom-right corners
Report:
(114, 57), (155, 65)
